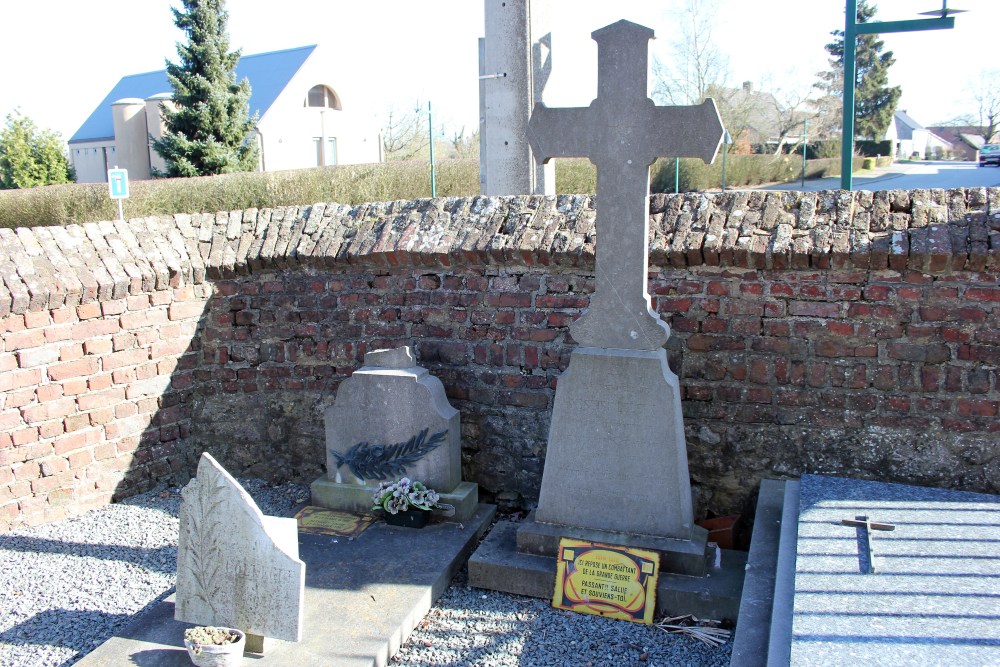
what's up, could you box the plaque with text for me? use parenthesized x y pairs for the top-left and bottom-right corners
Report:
(552, 538), (659, 624)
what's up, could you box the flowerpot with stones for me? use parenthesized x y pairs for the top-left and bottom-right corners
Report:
(383, 507), (431, 528)
(183, 626), (246, 667)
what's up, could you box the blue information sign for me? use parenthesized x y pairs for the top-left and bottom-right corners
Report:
(108, 169), (129, 200)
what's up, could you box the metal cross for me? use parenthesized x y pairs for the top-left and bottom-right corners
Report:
(841, 515), (896, 574)
(526, 20), (724, 350)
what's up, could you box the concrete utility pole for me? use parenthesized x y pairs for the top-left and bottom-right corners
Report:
(479, 0), (555, 196)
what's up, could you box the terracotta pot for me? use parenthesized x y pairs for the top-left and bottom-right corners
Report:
(183, 627), (245, 667)
(383, 508), (431, 528)
(696, 514), (742, 550)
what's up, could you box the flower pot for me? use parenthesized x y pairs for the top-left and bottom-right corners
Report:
(696, 514), (742, 550)
(383, 508), (431, 528)
(183, 627), (245, 667)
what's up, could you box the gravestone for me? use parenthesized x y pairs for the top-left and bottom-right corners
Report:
(732, 475), (1000, 666)
(311, 346), (479, 521)
(470, 20), (742, 617)
(518, 19), (723, 566)
(176, 452), (305, 652)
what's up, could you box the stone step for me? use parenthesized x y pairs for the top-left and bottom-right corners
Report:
(729, 478), (800, 667)
(469, 520), (747, 621)
(76, 504), (495, 667)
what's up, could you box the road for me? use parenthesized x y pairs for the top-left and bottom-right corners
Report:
(757, 160), (1000, 192)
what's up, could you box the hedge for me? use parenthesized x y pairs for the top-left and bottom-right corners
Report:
(0, 155), (865, 229)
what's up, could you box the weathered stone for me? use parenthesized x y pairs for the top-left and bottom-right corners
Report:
(534, 347), (697, 538)
(312, 345), (473, 518)
(176, 452), (304, 643)
(526, 19), (723, 351)
(517, 20), (717, 565)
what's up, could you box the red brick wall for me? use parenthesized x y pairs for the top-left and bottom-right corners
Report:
(1, 190), (998, 530)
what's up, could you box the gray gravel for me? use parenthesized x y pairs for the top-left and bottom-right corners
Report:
(0, 482), (732, 667)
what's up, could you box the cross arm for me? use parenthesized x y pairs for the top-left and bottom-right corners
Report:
(646, 99), (725, 164)
(526, 103), (596, 162)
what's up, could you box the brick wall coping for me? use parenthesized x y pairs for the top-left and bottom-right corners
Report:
(1, 188), (998, 316)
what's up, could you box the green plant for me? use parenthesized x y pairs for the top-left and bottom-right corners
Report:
(372, 477), (442, 514)
(862, 157), (875, 170)
(154, 0), (258, 176)
(183, 626), (241, 655)
(0, 111), (73, 189)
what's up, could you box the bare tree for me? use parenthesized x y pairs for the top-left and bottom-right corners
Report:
(970, 69), (1000, 144)
(652, 0), (728, 106)
(768, 84), (817, 155)
(448, 127), (479, 159)
(381, 103), (428, 161)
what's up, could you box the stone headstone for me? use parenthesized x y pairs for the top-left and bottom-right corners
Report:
(176, 453), (305, 645)
(311, 345), (478, 521)
(788, 474), (1000, 666)
(521, 20), (723, 556)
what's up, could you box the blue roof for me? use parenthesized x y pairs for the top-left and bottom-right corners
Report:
(70, 45), (316, 144)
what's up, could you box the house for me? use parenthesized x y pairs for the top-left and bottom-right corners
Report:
(68, 45), (381, 183)
(927, 126), (987, 161)
(885, 110), (954, 159)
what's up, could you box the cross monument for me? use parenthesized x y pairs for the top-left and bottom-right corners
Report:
(527, 20), (723, 350)
(522, 20), (724, 553)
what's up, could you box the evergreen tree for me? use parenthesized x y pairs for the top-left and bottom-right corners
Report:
(154, 0), (258, 177)
(815, 0), (901, 140)
(0, 111), (73, 189)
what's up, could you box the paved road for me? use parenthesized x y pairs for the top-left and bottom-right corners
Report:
(757, 160), (1000, 192)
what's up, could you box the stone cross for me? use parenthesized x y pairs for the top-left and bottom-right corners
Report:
(527, 19), (723, 350)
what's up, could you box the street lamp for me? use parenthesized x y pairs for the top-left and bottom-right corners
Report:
(840, 0), (962, 190)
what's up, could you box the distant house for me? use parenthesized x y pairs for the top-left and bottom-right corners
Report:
(927, 126), (986, 161)
(68, 45), (381, 183)
(885, 110), (953, 159)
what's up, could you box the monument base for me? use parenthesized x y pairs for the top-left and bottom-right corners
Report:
(516, 511), (714, 576)
(468, 520), (746, 621)
(310, 478), (480, 523)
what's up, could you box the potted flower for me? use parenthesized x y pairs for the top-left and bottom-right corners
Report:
(372, 477), (444, 528)
(183, 625), (246, 667)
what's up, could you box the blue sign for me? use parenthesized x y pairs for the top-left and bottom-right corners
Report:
(108, 169), (129, 199)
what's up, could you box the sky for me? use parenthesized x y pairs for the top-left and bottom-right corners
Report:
(1, 0), (995, 144)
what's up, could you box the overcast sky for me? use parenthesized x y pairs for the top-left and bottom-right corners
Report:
(1, 0), (994, 143)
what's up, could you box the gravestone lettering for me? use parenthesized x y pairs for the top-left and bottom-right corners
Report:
(527, 19), (723, 350)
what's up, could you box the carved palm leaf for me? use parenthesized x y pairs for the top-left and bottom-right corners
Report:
(332, 428), (447, 481)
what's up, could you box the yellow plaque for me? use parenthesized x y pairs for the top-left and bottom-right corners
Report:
(552, 538), (660, 624)
(295, 506), (375, 538)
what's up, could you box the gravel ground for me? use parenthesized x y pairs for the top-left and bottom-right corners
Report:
(0, 482), (732, 667)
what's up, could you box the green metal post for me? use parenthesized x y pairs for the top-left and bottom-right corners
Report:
(675, 157), (679, 194)
(840, 0), (858, 191)
(839, 2), (955, 191)
(721, 141), (728, 192)
(801, 119), (808, 188)
(428, 101), (436, 198)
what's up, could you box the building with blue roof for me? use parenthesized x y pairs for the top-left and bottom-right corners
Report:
(69, 45), (381, 183)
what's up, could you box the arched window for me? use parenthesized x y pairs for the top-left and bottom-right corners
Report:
(305, 85), (341, 110)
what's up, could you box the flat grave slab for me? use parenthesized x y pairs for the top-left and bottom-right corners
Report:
(789, 474), (1000, 666)
(77, 504), (495, 667)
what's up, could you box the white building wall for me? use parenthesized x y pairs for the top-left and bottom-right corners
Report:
(255, 47), (381, 172)
(70, 141), (117, 183)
